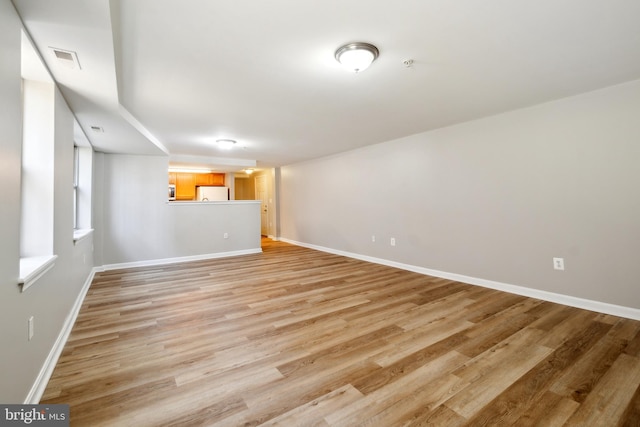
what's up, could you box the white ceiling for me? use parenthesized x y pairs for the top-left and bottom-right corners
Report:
(12, 0), (640, 172)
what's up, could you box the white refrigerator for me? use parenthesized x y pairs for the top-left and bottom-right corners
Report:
(196, 186), (229, 201)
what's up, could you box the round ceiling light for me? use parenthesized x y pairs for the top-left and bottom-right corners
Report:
(335, 42), (379, 73)
(216, 139), (237, 150)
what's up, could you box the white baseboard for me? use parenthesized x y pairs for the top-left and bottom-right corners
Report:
(101, 248), (262, 271)
(25, 266), (99, 404)
(280, 238), (640, 321)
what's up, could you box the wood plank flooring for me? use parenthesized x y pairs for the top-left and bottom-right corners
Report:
(41, 239), (640, 426)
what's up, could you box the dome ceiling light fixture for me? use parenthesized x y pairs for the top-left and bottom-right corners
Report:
(335, 42), (379, 73)
(216, 139), (237, 150)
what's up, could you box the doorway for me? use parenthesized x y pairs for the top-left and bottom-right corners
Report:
(255, 174), (268, 236)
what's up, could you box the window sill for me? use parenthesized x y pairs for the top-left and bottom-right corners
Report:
(19, 255), (58, 292)
(73, 228), (94, 244)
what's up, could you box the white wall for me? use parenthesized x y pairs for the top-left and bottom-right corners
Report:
(98, 154), (261, 266)
(0, 0), (95, 403)
(281, 79), (640, 311)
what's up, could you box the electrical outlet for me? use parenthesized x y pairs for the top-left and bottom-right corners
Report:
(390, 237), (396, 246)
(28, 316), (34, 341)
(553, 257), (565, 271)
(371, 235), (376, 242)
(223, 233), (229, 239)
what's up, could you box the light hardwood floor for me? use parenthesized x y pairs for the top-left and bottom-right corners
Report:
(42, 239), (640, 426)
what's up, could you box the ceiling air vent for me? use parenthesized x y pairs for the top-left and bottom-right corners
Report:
(49, 47), (81, 70)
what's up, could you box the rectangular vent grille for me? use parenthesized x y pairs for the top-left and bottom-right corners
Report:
(54, 50), (73, 61)
(49, 47), (81, 70)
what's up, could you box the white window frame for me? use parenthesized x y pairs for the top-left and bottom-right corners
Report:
(19, 30), (56, 291)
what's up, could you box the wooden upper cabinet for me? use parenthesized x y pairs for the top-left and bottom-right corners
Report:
(195, 173), (225, 186)
(195, 173), (212, 186)
(211, 173), (225, 186)
(175, 173), (196, 200)
(169, 172), (225, 201)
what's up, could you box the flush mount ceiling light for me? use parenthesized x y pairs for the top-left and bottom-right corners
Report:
(335, 42), (379, 73)
(216, 139), (237, 150)
(244, 168), (254, 175)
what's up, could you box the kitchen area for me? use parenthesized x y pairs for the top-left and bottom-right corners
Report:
(168, 170), (257, 200)
(91, 154), (269, 268)
(167, 168), (273, 238)
(169, 171), (228, 201)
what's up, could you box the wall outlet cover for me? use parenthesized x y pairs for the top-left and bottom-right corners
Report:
(553, 257), (565, 270)
(28, 316), (34, 340)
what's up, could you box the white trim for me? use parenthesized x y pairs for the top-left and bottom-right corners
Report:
(73, 228), (94, 244)
(24, 267), (98, 404)
(280, 238), (640, 321)
(19, 255), (58, 292)
(101, 248), (263, 271)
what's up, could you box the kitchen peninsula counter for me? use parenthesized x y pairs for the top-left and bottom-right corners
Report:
(167, 200), (260, 205)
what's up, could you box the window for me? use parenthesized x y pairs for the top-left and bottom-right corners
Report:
(73, 145), (79, 229)
(19, 30), (56, 291)
(72, 132), (93, 242)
